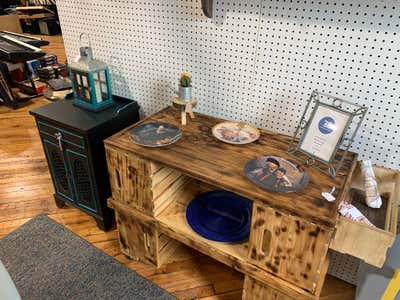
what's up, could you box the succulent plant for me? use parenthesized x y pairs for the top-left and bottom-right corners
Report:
(179, 73), (192, 87)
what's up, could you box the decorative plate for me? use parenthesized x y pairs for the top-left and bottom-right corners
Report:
(186, 190), (252, 242)
(212, 121), (260, 145)
(244, 155), (309, 193)
(129, 122), (181, 147)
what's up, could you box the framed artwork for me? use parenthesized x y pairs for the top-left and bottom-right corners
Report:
(298, 103), (351, 163)
(288, 90), (367, 177)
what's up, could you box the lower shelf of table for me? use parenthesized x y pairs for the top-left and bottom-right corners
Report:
(156, 181), (249, 265)
(109, 178), (328, 300)
(153, 180), (319, 300)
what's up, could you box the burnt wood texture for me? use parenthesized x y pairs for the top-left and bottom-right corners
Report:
(105, 106), (357, 300)
(106, 106), (357, 227)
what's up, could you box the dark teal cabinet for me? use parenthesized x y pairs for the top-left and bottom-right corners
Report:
(30, 96), (140, 230)
(66, 150), (97, 213)
(43, 139), (74, 203)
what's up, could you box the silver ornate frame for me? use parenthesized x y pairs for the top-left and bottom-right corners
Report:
(288, 90), (367, 177)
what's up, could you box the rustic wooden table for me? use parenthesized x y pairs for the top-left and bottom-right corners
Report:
(104, 106), (358, 300)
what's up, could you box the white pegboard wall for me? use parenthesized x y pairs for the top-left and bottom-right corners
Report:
(56, 0), (400, 169)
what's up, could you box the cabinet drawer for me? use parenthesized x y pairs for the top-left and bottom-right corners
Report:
(248, 203), (332, 293)
(38, 120), (85, 149)
(330, 166), (399, 267)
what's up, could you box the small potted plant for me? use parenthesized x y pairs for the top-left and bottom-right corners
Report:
(179, 73), (192, 102)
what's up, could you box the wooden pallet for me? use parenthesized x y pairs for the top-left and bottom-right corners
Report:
(105, 107), (358, 300)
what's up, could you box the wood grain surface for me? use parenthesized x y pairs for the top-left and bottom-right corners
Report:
(243, 276), (297, 300)
(248, 203), (332, 293)
(105, 106), (357, 227)
(0, 34), (355, 300)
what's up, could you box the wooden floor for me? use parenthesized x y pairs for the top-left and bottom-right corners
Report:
(0, 35), (355, 300)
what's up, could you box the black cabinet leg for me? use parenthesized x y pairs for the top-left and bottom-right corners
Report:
(54, 197), (66, 208)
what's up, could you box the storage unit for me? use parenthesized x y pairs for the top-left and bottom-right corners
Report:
(30, 96), (140, 230)
(105, 106), (359, 300)
(330, 166), (400, 267)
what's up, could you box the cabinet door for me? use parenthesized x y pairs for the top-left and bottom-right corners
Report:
(43, 139), (74, 202)
(66, 149), (98, 213)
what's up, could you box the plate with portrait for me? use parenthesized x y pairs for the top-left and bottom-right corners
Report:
(129, 122), (182, 147)
(244, 155), (309, 193)
(212, 121), (260, 145)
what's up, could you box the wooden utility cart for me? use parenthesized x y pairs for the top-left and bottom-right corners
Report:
(104, 107), (397, 299)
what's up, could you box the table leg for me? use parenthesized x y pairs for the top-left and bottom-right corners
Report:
(181, 111), (187, 125)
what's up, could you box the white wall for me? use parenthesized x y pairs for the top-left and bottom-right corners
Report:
(57, 0), (400, 169)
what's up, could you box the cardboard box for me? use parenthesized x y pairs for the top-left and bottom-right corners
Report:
(0, 15), (23, 33)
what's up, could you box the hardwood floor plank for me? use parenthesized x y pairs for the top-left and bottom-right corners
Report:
(173, 284), (216, 300)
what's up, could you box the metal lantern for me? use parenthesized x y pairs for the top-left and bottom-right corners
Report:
(69, 35), (114, 111)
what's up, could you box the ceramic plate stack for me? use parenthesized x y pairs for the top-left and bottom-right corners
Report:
(186, 190), (252, 242)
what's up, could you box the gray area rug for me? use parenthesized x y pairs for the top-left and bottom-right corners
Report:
(0, 215), (175, 300)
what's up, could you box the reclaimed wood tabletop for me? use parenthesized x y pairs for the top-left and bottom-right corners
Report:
(105, 106), (357, 227)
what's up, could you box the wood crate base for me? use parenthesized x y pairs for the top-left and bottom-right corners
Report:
(115, 210), (180, 267)
(104, 108), (360, 300)
(243, 276), (297, 300)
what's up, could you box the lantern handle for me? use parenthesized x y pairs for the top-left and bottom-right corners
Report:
(79, 33), (92, 48)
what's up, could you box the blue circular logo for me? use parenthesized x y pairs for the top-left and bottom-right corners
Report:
(318, 116), (335, 134)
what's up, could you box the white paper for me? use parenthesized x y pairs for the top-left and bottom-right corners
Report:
(300, 104), (350, 162)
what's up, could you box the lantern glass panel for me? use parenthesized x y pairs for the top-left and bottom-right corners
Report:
(93, 70), (109, 103)
(72, 71), (91, 103)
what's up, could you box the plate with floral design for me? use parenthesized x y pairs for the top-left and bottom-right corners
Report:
(212, 121), (260, 145)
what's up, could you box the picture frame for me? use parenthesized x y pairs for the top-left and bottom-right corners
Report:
(288, 90), (367, 177)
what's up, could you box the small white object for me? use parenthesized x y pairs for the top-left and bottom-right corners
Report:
(156, 125), (165, 134)
(322, 192), (336, 202)
(360, 160), (382, 208)
(322, 186), (336, 202)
